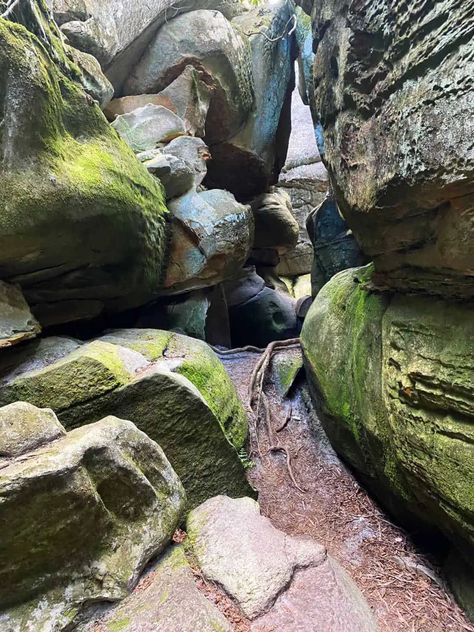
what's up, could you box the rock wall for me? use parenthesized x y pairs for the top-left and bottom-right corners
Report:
(300, 0), (474, 298)
(299, 0), (474, 614)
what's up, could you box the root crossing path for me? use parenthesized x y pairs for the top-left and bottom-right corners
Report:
(217, 343), (474, 632)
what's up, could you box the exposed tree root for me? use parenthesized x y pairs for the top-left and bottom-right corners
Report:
(247, 338), (306, 493)
(211, 344), (265, 356)
(266, 445), (307, 494)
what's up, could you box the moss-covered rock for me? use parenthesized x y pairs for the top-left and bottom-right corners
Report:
(0, 281), (41, 348)
(0, 329), (253, 508)
(0, 408), (185, 630)
(79, 545), (233, 632)
(0, 16), (168, 326)
(301, 265), (474, 571)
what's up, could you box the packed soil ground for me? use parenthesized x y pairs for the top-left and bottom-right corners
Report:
(216, 344), (474, 632)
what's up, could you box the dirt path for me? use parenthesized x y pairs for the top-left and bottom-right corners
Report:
(217, 345), (474, 632)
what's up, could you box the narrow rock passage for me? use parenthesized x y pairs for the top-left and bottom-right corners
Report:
(218, 346), (474, 632)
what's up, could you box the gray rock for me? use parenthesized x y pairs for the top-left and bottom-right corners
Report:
(54, 0), (244, 90)
(0, 411), (185, 631)
(67, 43), (114, 108)
(124, 9), (253, 145)
(251, 187), (299, 254)
(0, 330), (252, 509)
(0, 17), (168, 327)
(163, 189), (253, 295)
(229, 285), (299, 347)
(164, 136), (210, 188)
(0, 282), (41, 348)
(206, 1), (295, 200)
(79, 546), (233, 632)
(307, 195), (366, 297)
(111, 104), (186, 153)
(0, 402), (65, 458)
(224, 267), (265, 307)
(146, 153), (195, 200)
(188, 496), (326, 618)
(303, 0), (474, 298)
(187, 496), (377, 631)
(105, 66), (213, 137)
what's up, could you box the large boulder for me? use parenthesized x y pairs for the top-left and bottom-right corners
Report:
(163, 189), (253, 295)
(0, 329), (253, 508)
(0, 403), (185, 630)
(111, 104), (187, 152)
(301, 265), (474, 587)
(228, 285), (299, 347)
(51, 0), (244, 90)
(0, 282), (41, 349)
(79, 546), (233, 632)
(251, 187), (299, 256)
(187, 496), (377, 630)
(206, 1), (296, 200)
(105, 65), (213, 137)
(0, 14), (168, 326)
(306, 195), (366, 297)
(123, 9), (254, 146)
(303, 0), (474, 298)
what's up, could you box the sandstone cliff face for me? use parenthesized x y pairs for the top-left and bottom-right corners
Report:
(301, 0), (474, 298)
(299, 0), (474, 612)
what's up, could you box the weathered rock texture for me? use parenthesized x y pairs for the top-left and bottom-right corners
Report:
(301, 266), (474, 583)
(0, 282), (41, 348)
(0, 405), (185, 631)
(0, 329), (252, 507)
(277, 72), (328, 277)
(307, 195), (366, 297)
(163, 189), (253, 295)
(187, 496), (377, 631)
(207, 0), (296, 200)
(79, 546), (233, 632)
(302, 0), (474, 298)
(124, 8), (253, 144)
(0, 11), (168, 327)
(51, 0), (243, 90)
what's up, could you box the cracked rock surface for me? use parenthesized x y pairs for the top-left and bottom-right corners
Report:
(187, 495), (378, 630)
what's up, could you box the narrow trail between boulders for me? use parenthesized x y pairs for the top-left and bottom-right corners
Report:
(217, 344), (474, 632)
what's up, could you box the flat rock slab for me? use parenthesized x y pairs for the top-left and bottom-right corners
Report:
(187, 496), (326, 618)
(80, 546), (232, 632)
(187, 496), (378, 631)
(252, 559), (378, 632)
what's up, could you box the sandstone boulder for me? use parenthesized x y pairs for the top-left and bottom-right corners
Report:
(79, 546), (233, 632)
(0, 330), (252, 507)
(124, 9), (253, 146)
(206, 0), (296, 200)
(0, 406), (185, 630)
(187, 496), (377, 630)
(163, 189), (253, 295)
(53, 0), (244, 90)
(111, 104), (186, 152)
(304, 0), (474, 298)
(105, 66), (212, 137)
(0, 14), (168, 326)
(301, 265), (474, 588)
(307, 196), (366, 297)
(251, 187), (299, 255)
(228, 285), (299, 347)
(0, 282), (41, 348)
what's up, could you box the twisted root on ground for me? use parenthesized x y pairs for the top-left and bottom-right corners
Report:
(247, 338), (306, 493)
